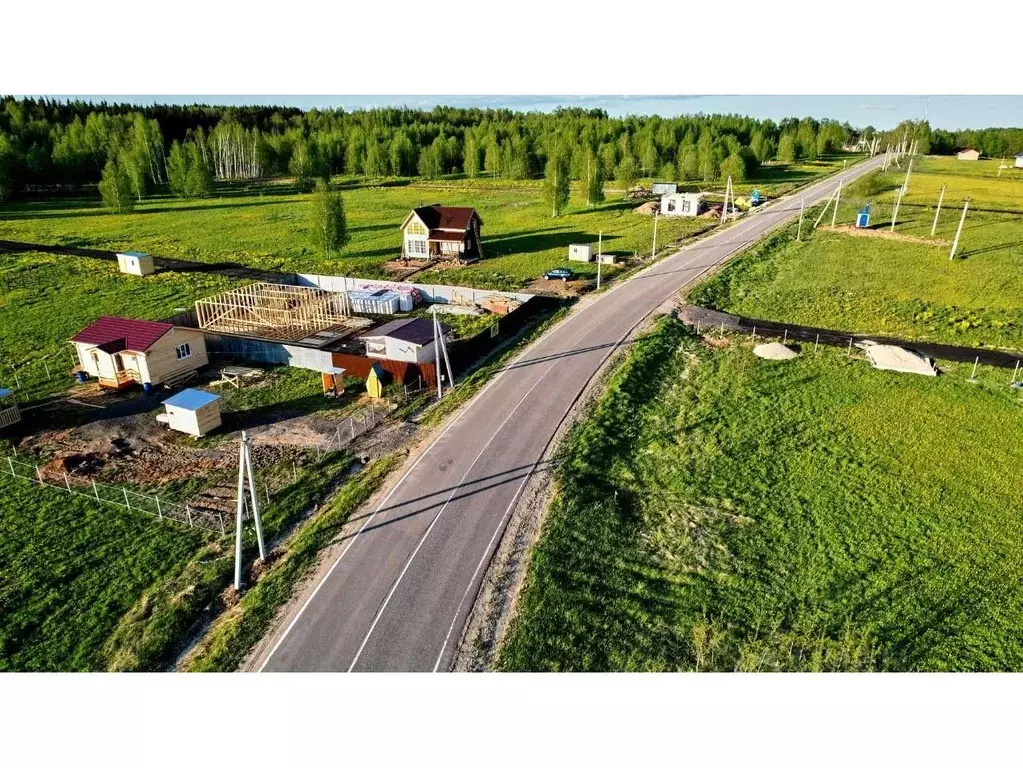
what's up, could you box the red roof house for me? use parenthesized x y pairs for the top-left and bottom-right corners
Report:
(70, 316), (208, 389)
(400, 204), (484, 262)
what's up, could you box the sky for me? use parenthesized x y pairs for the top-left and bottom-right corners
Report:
(33, 95), (1023, 131)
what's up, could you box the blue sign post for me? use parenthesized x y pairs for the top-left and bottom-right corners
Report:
(856, 204), (871, 228)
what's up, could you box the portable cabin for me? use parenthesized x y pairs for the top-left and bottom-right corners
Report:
(568, 244), (594, 262)
(660, 192), (703, 217)
(157, 388), (222, 437)
(956, 149), (981, 161)
(116, 251), (155, 276)
(1015, 153), (1023, 169)
(360, 318), (450, 364)
(0, 387), (21, 430)
(597, 252), (619, 265)
(651, 181), (678, 195)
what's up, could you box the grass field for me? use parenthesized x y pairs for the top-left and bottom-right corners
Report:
(691, 156), (1023, 348)
(501, 318), (1023, 672)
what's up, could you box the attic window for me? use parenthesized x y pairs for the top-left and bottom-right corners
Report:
(406, 222), (427, 236)
(175, 343), (191, 360)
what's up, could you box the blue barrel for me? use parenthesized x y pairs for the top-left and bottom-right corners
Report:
(75, 371), (89, 384)
(142, 382), (153, 394)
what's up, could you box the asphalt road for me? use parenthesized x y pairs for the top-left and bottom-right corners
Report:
(259, 155), (885, 672)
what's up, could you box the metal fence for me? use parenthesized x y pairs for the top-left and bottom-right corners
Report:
(2, 347), (78, 403)
(314, 401), (397, 456)
(1, 454), (227, 535)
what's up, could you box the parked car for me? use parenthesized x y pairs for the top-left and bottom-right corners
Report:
(543, 267), (575, 282)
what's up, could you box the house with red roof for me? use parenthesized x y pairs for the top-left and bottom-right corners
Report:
(400, 204), (484, 262)
(70, 316), (208, 389)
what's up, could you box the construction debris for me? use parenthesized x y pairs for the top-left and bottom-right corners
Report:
(859, 342), (937, 376)
(634, 201), (659, 216)
(753, 342), (799, 361)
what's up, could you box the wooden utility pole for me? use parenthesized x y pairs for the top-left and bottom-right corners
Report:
(949, 200), (969, 260)
(597, 231), (603, 290)
(651, 212), (659, 258)
(902, 158), (913, 195)
(234, 431), (266, 592)
(831, 180), (842, 226)
(796, 198), (805, 241)
(931, 184), (946, 236)
(890, 186), (905, 231)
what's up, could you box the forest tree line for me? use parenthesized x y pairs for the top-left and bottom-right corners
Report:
(4, 97), (1020, 207)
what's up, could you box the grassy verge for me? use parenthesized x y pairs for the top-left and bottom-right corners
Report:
(501, 317), (1023, 671)
(185, 454), (399, 672)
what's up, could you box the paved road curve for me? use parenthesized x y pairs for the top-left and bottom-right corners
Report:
(259, 155), (885, 672)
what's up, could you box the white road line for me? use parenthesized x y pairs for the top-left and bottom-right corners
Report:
(260, 156), (880, 672)
(347, 316), (602, 672)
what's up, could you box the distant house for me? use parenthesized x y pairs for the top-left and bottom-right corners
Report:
(400, 205), (484, 262)
(957, 148), (981, 161)
(360, 318), (450, 364)
(71, 316), (208, 389)
(660, 192), (703, 217)
(1015, 153), (1023, 169)
(651, 181), (677, 195)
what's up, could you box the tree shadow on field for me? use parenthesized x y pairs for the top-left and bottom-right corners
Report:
(485, 230), (622, 257)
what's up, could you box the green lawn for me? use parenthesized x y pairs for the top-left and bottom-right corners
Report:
(501, 318), (1023, 671)
(691, 158), (1023, 349)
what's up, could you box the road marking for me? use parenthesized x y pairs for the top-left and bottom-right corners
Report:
(259, 156), (882, 672)
(346, 315), (603, 671)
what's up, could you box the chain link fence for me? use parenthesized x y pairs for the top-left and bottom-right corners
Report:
(313, 401), (398, 456)
(1, 454), (227, 535)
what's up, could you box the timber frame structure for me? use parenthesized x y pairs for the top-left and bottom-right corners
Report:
(195, 282), (353, 342)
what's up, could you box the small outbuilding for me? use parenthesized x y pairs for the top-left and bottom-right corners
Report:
(956, 149), (981, 161)
(651, 181), (678, 195)
(568, 244), (593, 262)
(71, 316), (208, 389)
(322, 366), (347, 398)
(157, 388), (222, 437)
(1015, 153), (1023, 169)
(361, 318), (451, 364)
(366, 363), (386, 398)
(0, 387), (21, 430)
(660, 192), (703, 217)
(116, 251), (155, 276)
(597, 252), (619, 265)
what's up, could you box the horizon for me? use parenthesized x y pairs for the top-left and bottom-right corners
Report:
(17, 94), (1023, 131)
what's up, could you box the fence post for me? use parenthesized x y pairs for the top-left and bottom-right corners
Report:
(969, 356), (980, 382)
(219, 513), (226, 536)
(337, 425), (342, 448)
(1012, 360), (1020, 385)
(814, 334), (820, 353)
(185, 506), (193, 528)
(93, 479), (100, 501)
(155, 495), (163, 519)
(64, 472), (71, 492)
(751, 327), (756, 341)
(847, 338), (853, 356)
(350, 418), (356, 440)
(293, 460), (298, 482)
(123, 488), (131, 510)
(264, 484), (270, 506)
(7, 456), (13, 476)
(783, 329), (788, 344)
(35, 465), (42, 484)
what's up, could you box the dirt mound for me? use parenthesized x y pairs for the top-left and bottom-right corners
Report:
(820, 225), (948, 246)
(753, 342), (799, 360)
(634, 201), (659, 216)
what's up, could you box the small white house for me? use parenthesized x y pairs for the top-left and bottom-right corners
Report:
(0, 387), (21, 430)
(361, 318), (450, 364)
(957, 149), (981, 161)
(652, 181), (678, 195)
(71, 316), (208, 389)
(597, 252), (619, 265)
(157, 388), (222, 437)
(660, 192), (703, 217)
(1015, 153), (1023, 169)
(568, 244), (593, 262)
(117, 251), (155, 276)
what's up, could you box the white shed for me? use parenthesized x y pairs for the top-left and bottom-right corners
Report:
(652, 181), (678, 195)
(660, 192), (703, 217)
(1015, 153), (1023, 169)
(568, 244), (593, 262)
(157, 388), (222, 437)
(360, 318), (450, 364)
(117, 251), (155, 276)
(0, 387), (21, 430)
(956, 149), (981, 161)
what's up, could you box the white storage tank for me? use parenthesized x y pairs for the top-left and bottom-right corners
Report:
(568, 244), (593, 262)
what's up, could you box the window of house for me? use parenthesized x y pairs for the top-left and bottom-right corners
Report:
(366, 340), (386, 355)
(406, 221), (427, 236)
(407, 238), (426, 255)
(681, 198), (691, 213)
(175, 343), (191, 360)
(667, 199), (676, 212)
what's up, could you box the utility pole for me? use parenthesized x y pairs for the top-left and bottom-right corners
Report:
(891, 186), (904, 231)
(949, 199), (969, 260)
(651, 211), (658, 258)
(431, 309), (454, 396)
(233, 430), (266, 592)
(597, 230), (602, 290)
(831, 179), (842, 227)
(433, 310), (443, 399)
(720, 176), (733, 224)
(902, 158), (913, 195)
(797, 198), (805, 241)
(931, 184), (946, 236)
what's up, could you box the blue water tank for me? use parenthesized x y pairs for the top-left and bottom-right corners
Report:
(75, 371), (88, 384)
(142, 382), (153, 394)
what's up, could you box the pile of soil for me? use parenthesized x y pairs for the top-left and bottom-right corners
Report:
(753, 342), (799, 360)
(634, 201), (659, 216)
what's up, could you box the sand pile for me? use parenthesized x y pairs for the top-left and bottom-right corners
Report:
(859, 343), (937, 376)
(753, 342), (799, 360)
